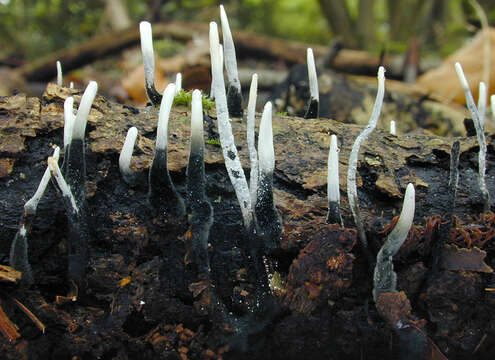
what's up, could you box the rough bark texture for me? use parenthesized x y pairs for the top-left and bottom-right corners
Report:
(0, 84), (495, 359)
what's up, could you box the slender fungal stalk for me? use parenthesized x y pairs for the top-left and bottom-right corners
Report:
(326, 134), (343, 226)
(491, 95), (495, 122)
(219, 5), (243, 117)
(247, 73), (259, 206)
(63, 97), (75, 151)
(186, 90), (213, 274)
(210, 45), (223, 100)
(66, 81), (97, 207)
(478, 82), (487, 128)
(139, 21), (162, 105)
(10, 147), (61, 284)
(175, 73), (182, 94)
(56, 61), (63, 86)
(304, 48), (319, 119)
(347, 66), (386, 256)
(390, 120), (396, 135)
(373, 183), (415, 301)
(210, 21), (252, 228)
(255, 101), (282, 250)
(119, 127), (138, 185)
(455, 62), (490, 211)
(70, 82), (74, 89)
(148, 83), (186, 216)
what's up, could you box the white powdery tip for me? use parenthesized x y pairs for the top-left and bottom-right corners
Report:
(56, 60), (63, 86)
(191, 89), (203, 137)
(64, 97), (75, 148)
(327, 134), (340, 203)
(258, 102), (274, 173)
(248, 74), (258, 109)
(393, 183), (415, 237)
(307, 48), (318, 101)
(140, 21), (155, 85)
(47, 156), (78, 213)
(119, 127), (138, 174)
(219, 5), (229, 30)
(455, 62), (469, 90)
(390, 120), (396, 135)
(378, 66), (386, 84)
(155, 83), (176, 150)
(70, 82), (74, 89)
(24, 146), (60, 213)
(175, 73), (182, 94)
(72, 81), (98, 140)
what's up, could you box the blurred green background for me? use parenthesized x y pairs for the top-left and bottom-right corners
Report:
(1, 0), (495, 63)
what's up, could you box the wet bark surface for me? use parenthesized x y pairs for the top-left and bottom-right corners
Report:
(0, 84), (495, 359)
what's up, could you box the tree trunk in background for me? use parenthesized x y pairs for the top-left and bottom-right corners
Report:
(317, 0), (356, 47)
(357, 0), (375, 48)
(103, 0), (131, 31)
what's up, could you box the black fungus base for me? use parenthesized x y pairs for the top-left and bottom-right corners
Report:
(304, 98), (319, 119)
(227, 84), (243, 118)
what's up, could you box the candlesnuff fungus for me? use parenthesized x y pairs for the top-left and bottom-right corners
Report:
(304, 48), (319, 119)
(326, 134), (343, 226)
(491, 94), (495, 121)
(255, 101), (282, 249)
(10, 147), (60, 285)
(219, 5), (243, 117)
(186, 89), (213, 274)
(148, 83), (186, 217)
(119, 126), (138, 185)
(390, 120), (396, 135)
(210, 45), (223, 101)
(209, 21), (253, 228)
(175, 73), (182, 94)
(478, 82), (487, 128)
(455, 62), (490, 212)
(56, 60), (63, 86)
(373, 183), (415, 302)
(247, 73), (259, 206)
(63, 97), (75, 152)
(347, 66), (386, 259)
(139, 21), (162, 105)
(65, 81), (97, 207)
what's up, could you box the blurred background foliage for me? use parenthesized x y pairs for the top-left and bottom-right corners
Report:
(1, 0), (495, 62)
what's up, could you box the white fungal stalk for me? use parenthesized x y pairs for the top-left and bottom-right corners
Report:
(210, 21), (252, 227)
(48, 156), (79, 214)
(347, 66), (386, 248)
(72, 81), (97, 140)
(455, 62), (490, 211)
(119, 127), (138, 177)
(373, 183), (415, 301)
(247, 73), (259, 206)
(327, 134), (340, 204)
(390, 120), (396, 135)
(478, 81), (487, 128)
(219, 5), (241, 94)
(175, 73), (182, 94)
(190, 89), (203, 150)
(491, 94), (495, 122)
(24, 147), (61, 214)
(140, 21), (155, 90)
(70, 81), (74, 89)
(307, 48), (319, 102)
(258, 102), (274, 174)
(210, 45), (223, 100)
(155, 83), (176, 151)
(56, 60), (63, 86)
(63, 97), (75, 149)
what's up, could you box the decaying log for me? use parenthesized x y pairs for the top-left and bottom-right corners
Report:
(1, 84), (495, 359)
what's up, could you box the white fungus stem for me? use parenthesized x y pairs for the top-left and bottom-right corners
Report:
(56, 60), (63, 86)
(327, 134), (340, 203)
(175, 73), (182, 94)
(373, 183), (415, 301)
(190, 89), (204, 153)
(72, 81), (97, 140)
(155, 83), (176, 151)
(307, 48), (319, 102)
(63, 97), (75, 150)
(347, 66), (386, 251)
(390, 120), (396, 135)
(455, 62), (490, 211)
(24, 147), (60, 214)
(491, 94), (495, 123)
(140, 21), (155, 91)
(69, 81), (74, 89)
(478, 81), (487, 128)
(48, 156), (79, 214)
(247, 73), (259, 206)
(119, 127), (138, 177)
(258, 102), (274, 174)
(210, 21), (252, 228)
(219, 5), (241, 94)
(210, 45), (223, 100)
